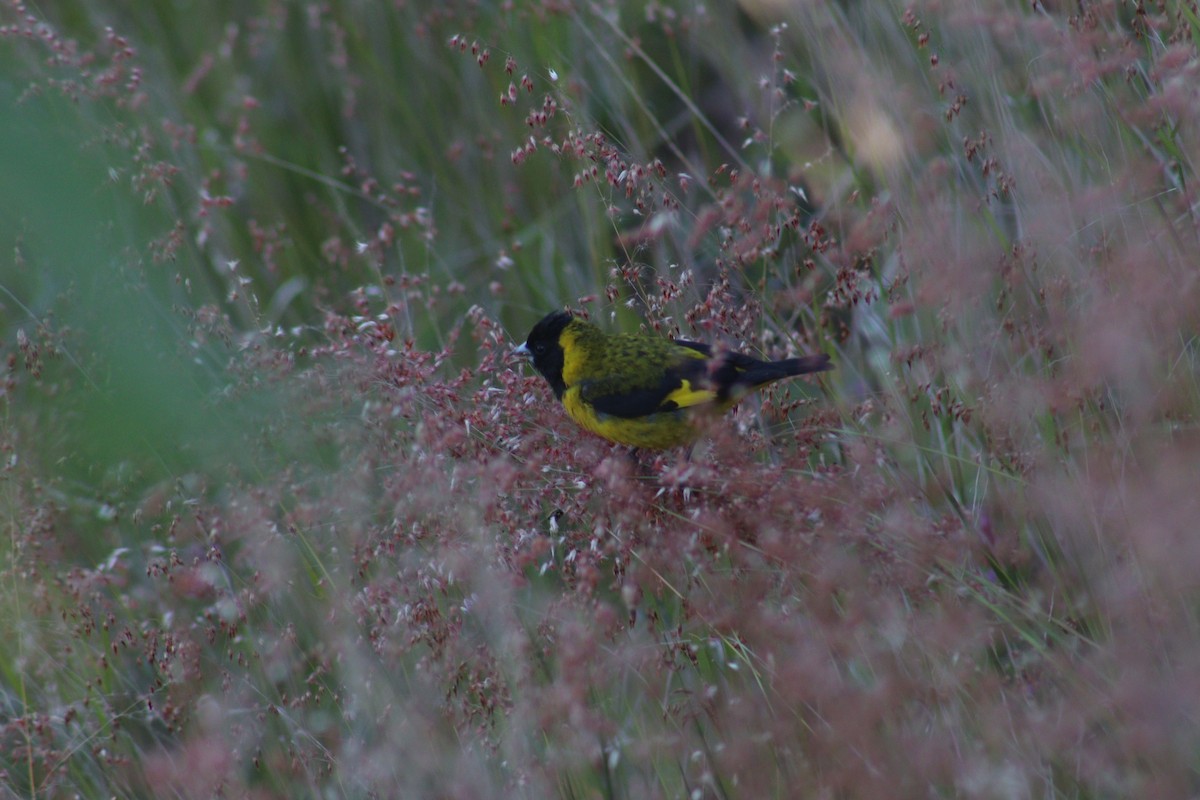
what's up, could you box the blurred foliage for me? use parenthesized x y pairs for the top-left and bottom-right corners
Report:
(1, 0), (1200, 797)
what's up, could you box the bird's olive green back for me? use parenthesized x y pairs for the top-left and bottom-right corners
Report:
(559, 318), (705, 393)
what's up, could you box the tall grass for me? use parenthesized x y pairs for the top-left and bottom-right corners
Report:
(2, 0), (1199, 796)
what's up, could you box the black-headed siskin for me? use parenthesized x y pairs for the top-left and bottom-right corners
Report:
(514, 310), (832, 449)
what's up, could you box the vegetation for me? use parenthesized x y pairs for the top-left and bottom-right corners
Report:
(2, 0), (1199, 796)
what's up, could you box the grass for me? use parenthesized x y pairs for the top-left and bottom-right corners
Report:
(2, 0), (1200, 797)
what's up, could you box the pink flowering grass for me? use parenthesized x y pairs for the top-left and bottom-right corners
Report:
(1, 0), (1199, 797)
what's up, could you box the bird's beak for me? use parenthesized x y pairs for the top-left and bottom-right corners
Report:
(513, 342), (531, 359)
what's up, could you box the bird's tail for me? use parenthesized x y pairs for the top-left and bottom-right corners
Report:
(738, 353), (833, 387)
(706, 352), (832, 403)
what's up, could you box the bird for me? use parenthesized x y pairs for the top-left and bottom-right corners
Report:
(514, 310), (833, 449)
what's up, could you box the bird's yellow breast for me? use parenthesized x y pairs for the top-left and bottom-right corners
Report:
(562, 386), (702, 449)
(558, 324), (593, 389)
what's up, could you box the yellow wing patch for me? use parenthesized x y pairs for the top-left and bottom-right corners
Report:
(663, 379), (716, 410)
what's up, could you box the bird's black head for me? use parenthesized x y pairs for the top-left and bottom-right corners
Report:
(516, 310), (572, 398)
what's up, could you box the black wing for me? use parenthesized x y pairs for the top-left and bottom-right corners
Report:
(672, 340), (768, 402)
(581, 357), (710, 419)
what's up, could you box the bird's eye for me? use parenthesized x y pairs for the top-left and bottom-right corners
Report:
(533, 342), (547, 355)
